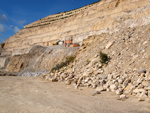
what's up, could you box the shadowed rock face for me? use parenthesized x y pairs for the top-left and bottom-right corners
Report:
(3, 0), (150, 56)
(6, 45), (78, 73)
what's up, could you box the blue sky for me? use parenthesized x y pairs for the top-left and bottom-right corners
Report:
(0, 0), (100, 43)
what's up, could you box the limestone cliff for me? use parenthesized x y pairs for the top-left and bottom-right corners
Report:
(1, 0), (150, 73)
(3, 0), (150, 56)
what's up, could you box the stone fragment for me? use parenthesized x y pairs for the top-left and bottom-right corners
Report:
(119, 94), (126, 100)
(77, 77), (83, 86)
(49, 78), (58, 82)
(95, 86), (106, 92)
(45, 75), (50, 80)
(92, 91), (101, 96)
(123, 78), (131, 87)
(105, 41), (114, 49)
(107, 88), (110, 92)
(66, 79), (72, 85)
(84, 77), (90, 83)
(110, 84), (117, 92)
(116, 89), (122, 95)
(124, 83), (135, 94)
(138, 97), (145, 101)
(118, 78), (124, 84)
(66, 75), (73, 80)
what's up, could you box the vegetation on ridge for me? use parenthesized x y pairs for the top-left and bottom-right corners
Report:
(51, 55), (76, 72)
(25, 0), (101, 29)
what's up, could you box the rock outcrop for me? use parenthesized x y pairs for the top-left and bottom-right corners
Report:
(6, 45), (78, 73)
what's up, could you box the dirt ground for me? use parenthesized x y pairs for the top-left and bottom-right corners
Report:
(0, 76), (149, 113)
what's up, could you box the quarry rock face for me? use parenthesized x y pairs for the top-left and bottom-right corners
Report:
(2, 0), (150, 56)
(1, 0), (150, 102)
(0, 0), (150, 73)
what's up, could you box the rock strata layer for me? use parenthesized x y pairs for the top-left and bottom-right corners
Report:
(3, 0), (150, 56)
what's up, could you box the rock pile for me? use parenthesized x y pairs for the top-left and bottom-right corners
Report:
(18, 70), (50, 77)
(41, 54), (150, 102)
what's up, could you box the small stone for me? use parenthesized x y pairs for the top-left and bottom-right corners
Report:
(95, 86), (106, 92)
(45, 75), (50, 80)
(105, 41), (114, 49)
(49, 78), (58, 82)
(66, 79), (72, 85)
(118, 78), (124, 84)
(75, 85), (78, 89)
(124, 83), (135, 94)
(107, 88), (110, 92)
(103, 84), (108, 89)
(85, 77), (90, 83)
(120, 94), (126, 100)
(116, 89), (122, 95)
(92, 84), (97, 89)
(110, 84), (117, 92)
(83, 72), (89, 77)
(141, 73), (146, 77)
(138, 97), (145, 101)
(93, 91), (101, 96)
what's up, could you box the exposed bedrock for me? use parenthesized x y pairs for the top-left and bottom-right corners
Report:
(6, 45), (78, 73)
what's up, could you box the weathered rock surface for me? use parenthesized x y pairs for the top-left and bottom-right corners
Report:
(6, 45), (78, 73)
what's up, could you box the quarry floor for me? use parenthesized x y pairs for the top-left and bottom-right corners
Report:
(0, 76), (149, 113)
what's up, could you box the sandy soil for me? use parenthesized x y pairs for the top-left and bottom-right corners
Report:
(0, 76), (149, 113)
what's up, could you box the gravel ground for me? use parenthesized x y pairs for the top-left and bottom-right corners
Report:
(0, 76), (150, 113)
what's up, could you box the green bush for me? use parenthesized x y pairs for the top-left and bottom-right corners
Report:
(66, 55), (75, 64)
(99, 51), (108, 64)
(51, 55), (75, 71)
